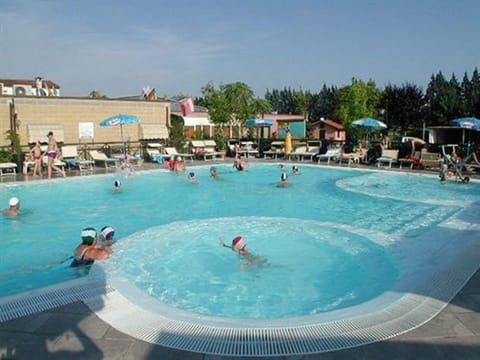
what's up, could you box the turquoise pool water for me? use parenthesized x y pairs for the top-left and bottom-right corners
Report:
(1, 164), (479, 319)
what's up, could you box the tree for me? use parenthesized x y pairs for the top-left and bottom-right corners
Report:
(380, 83), (425, 134)
(309, 84), (338, 122)
(335, 78), (381, 128)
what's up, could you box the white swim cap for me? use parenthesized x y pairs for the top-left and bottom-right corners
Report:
(9, 197), (19, 206)
(101, 226), (115, 240)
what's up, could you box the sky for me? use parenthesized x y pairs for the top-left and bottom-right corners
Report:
(1, 0), (479, 99)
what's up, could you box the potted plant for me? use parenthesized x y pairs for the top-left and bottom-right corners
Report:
(5, 130), (24, 168)
(214, 127), (227, 156)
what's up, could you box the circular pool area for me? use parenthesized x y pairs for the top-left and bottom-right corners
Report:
(103, 217), (399, 319)
(1, 163), (480, 356)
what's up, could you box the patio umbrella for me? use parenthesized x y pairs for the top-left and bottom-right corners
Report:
(351, 118), (387, 162)
(449, 117), (480, 144)
(99, 114), (141, 155)
(351, 117), (387, 130)
(245, 118), (274, 127)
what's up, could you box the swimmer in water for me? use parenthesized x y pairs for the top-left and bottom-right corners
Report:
(114, 179), (122, 192)
(187, 171), (198, 183)
(277, 172), (289, 187)
(209, 166), (219, 179)
(219, 236), (267, 269)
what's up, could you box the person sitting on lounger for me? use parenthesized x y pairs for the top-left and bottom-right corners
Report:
(70, 227), (111, 268)
(3, 197), (20, 216)
(219, 236), (267, 269)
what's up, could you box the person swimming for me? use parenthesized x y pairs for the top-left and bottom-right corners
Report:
(277, 172), (289, 187)
(210, 166), (219, 179)
(187, 171), (198, 183)
(292, 165), (300, 175)
(219, 236), (268, 269)
(70, 227), (111, 268)
(114, 179), (122, 192)
(3, 197), (20, 216)
(99, 225), (116, 246)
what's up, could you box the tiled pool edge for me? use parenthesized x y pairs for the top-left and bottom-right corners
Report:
(79, 238), (480, 357)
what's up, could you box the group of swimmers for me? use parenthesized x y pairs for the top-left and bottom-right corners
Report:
(70, 226), (115, 268)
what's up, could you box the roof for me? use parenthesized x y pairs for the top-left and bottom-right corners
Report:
(0, 79), (61, 89)
(311, 118), (344, 130)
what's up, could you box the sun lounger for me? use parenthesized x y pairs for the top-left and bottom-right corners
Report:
(41, 156), (67, 173)
(62, 145), (94, 172)
(88, 150), (119, 168)
(164, 147), (194, 162)
(419, 152), (441, 169)
(0, 162), (17, 176)
(376, 149), (399, 168)
(203, 140), (224, 160)
(317, 148), (342, 165)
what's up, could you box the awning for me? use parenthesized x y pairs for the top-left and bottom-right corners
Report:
(183, 117), (213, 127)
(139, 124), (169, 140)
(27, 124), (64, 143)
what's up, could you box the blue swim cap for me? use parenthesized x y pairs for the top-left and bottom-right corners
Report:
(189, 172), (195, 177)
(100, 226), (115, 240)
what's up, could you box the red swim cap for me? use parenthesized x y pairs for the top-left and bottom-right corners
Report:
(232, 236), (247, 251)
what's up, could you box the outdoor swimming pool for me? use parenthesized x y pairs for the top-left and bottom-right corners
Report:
(1, 163), (480, 355)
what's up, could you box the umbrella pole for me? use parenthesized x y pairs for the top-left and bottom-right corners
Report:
(120, 124), (126, 156)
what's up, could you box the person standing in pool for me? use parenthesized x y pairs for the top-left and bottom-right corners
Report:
(219, 236), (267, 268)
(44, 131), (66, 179)
(71, 227), (111, 268)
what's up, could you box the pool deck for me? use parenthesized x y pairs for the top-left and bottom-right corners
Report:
(1, 159), (480, 359)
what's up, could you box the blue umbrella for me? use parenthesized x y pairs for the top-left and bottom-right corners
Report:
(100, 114), (141, 154)
(351, 117), (387, 129)
(245, 118), (274, 127)
(449, 117), (480, 144)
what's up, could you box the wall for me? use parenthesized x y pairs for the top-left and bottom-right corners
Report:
(0, 96), (170, 149)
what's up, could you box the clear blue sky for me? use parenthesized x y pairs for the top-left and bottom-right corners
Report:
(1, 0), (479, 98)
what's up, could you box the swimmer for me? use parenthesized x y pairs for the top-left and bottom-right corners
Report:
(114, 179), (122, 192)
(210, 166), (219, 179)
(99, 226), (116, 246)
(187, 171), (198, 183)
(3, 197), (20, 216)
(219, 236), (267, 269)
(70, 227), (111, 268)
(292, 165), (300, 175)
(277, 172), (289, 187)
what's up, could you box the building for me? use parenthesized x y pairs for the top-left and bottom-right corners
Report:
(0, 85), (171, 152)
(0, 78), (61, 97)
(310, 118), (346, 143)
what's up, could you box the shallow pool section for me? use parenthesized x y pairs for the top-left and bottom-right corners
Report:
(105, 217), (399, 319)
